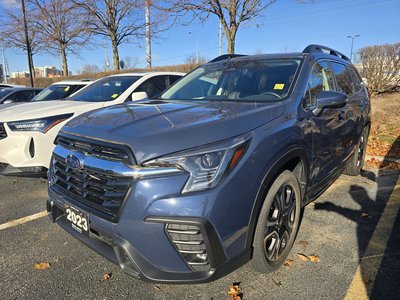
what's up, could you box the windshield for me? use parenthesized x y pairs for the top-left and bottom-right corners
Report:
(0, 88), (12, 100)
(69, 76), (140, 102)
(32, 84), (79, 101)
(161, 58), (302, 102)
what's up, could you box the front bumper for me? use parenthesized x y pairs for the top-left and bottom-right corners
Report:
(47, 190), (251, 283)
(0, 123), (59, 176)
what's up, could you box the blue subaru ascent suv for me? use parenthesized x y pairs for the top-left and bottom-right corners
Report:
(47, 45), (370, 283)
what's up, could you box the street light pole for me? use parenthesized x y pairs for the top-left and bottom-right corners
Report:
(347, 34), (360, 63)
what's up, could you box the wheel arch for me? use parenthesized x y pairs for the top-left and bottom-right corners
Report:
(245, 147), (310, 251)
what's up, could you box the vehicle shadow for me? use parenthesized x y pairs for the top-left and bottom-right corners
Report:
(314, 135), (400, 299)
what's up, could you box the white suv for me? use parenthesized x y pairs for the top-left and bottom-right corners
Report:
(0, 72), (184, 176)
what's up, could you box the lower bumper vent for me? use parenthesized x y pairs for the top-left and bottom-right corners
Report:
(166, 223), (210, 271)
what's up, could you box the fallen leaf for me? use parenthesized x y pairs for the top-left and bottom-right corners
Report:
(34, 262), (51, 270)
(284, 259), (294, 268)
(102, 272), (112, 281)
(298, 240), (309, 247)
(361, 213), (369, 219)
(309, 255), (320, 262)
(228, 283), (241, 299)
(297, 253), (310, 261)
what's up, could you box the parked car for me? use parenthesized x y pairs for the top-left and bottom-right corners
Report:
(0, 72), (184, 176)
(31, 80), (93, 102)
(46, 45), (370, 283)
(0, 87), (43, 104)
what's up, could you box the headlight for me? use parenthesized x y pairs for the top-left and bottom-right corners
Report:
(144, 132), (252, 193)
(7, 114), (74, 133)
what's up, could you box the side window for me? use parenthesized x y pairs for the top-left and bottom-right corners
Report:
(168, 75), (182, 87)
(346, 67), (362, 93)
(9, 91), (34, 102)
(304, 61), (335, 108)
(136, 76), (168, 98)
(331, 62), (353, 95)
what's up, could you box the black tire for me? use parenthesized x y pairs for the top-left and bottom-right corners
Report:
(344, 126), (369, 176)
(250, 170), (301, 273)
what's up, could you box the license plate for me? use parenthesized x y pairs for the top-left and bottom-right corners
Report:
(64, 204), (89, 235)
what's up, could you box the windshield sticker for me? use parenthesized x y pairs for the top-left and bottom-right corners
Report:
(64, 86), (70, 92)
(111, 93), (119, 98)
(273, 84), (285, 90)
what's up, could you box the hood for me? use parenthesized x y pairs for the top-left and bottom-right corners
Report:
(62, 100), (285, 163)
(0, 100), (103, 122)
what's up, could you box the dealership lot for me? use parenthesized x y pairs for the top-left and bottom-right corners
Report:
(0, 170), (399, 300)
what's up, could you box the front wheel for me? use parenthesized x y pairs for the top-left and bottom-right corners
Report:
(250, 170), (301, 273)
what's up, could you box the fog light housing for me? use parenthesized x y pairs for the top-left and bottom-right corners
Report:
(166, 223), (210, 271)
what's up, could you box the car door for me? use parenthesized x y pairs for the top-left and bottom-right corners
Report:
(330, 62), (359, 162)
(302, 61), (349, 194)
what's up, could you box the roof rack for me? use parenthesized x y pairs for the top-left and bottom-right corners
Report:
(208, 54), (247, 63)
(79, 79), (94, 82)
(302, 44), (351, 62)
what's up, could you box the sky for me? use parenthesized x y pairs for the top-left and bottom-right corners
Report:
(1, 0), (399, 75)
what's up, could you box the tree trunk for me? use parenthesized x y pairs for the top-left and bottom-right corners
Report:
(111, 37), (120, 70)
(61, 45), (69, 76)
(227, 38), (235, 54)
(29, 51), (35, 79)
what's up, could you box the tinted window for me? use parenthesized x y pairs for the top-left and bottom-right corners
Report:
(9, 90), (35, 102)
(136, 76), (167, 98)
(70, 76), (140, 102)
(169, 75), (182, 85)
(304, 61), (335, 108)
(161, 59), (301, 102)
(331, 62), (353, 95)
(346, 67), (362, 93)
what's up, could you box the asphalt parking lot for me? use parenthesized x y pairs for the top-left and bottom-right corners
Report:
(0, 169), (399, 300)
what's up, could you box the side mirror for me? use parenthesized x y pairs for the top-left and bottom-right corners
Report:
(3, 99), (14, 104)
(313, 91), (347, 116)
(131, 92), (148, 102)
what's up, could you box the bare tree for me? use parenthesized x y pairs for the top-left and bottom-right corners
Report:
(0, 1), (40, 80)
(73, 0), (144, 70)
(160, 0), (277, 54)
(123, 56), (139, 69)
(359, 42), (400, 94)
(79, 64), (101, 75)
(29, 0), (90, 76)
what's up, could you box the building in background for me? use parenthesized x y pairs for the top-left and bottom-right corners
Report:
(11, 66), (71, 78)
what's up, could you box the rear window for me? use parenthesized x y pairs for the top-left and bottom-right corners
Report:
(161, 58), (302, 102)
(331, 62), (353, 95)
(346, 66), (362, 93)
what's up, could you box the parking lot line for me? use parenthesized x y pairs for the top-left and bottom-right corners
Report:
(0, 210), (48, 231)
(345, 179), (400, 300)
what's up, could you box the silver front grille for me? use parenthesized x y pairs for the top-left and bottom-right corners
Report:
(50, 136), (134, 222)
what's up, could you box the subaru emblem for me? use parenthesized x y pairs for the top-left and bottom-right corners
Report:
(66, 153), (84, 170)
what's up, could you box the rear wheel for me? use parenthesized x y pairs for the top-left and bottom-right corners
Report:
(250, 170), (301, 273)
(344, 126), (369, 176)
